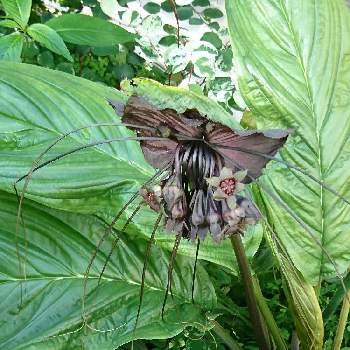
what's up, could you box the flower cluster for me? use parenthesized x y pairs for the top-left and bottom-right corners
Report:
(110, 95), (291, 242)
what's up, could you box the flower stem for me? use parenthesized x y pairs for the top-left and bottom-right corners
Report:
(332, 289), (350, 350)
(252, 275), (288, 350)
(212, 320), (242, 350)
(230, 234), (271, 350)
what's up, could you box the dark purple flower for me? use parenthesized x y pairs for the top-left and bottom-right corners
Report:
(109, 95), (291, 241)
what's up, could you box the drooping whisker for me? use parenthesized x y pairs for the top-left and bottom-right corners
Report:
(191, 239), (201, 303)
(13, 122), (157, 287)
(133, 213), (163, 337)
(212, 143), (350, 207)
(17, 136), (176, 182)
(161, 231), (182, 319)
(207, 142), (349, 300)
(93, 204), (142, 308)
(82, 164), (170, 323)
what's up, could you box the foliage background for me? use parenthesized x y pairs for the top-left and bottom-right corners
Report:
(0, 0), (349, 349)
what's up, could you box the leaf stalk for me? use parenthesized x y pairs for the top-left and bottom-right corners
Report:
(230, 234), (271, 350)
(332, 289), (350, 350)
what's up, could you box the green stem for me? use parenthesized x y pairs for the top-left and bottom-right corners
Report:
(252, 276), (288, 350)
(212, 320), (242, 350)
(332, 290), (350, 350)
(230, 235), (271, 350)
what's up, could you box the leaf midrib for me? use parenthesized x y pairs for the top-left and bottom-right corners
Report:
(278, 0), (325, 281)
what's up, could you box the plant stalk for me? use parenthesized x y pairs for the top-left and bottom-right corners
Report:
(252, 276), (288, 350)
(332, 289), (350, 350)
(230, 234), (271, 350)
(212, 320), (242, 350)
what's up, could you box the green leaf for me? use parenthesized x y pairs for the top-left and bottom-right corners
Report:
(264, 229), (324, 349)
(21, 40), (40, 59)
(323, 272), (350, 323)
(55, 62), (75, 74)
(177, 6), (193, 20)
(203, 8), (224, 19)
(46, 14), (135, 47)
(158, 35), (177, 46)
(163, 24), (177, 34)
(0, 191), (216, 349)
(0, 19), (19, 28)
(144, 2), (161, 14)
(28, 23), (73, 62)
(36, 50), (54, 67)
(201, 32), (222, 49)
(1, 0), (31, 28)
(192, 0), (210, 6)
(160, 1), (172, 12)
(112, 63), (134, 80)
(0, 32), (23, 62)
(91, 45), (119, 56)
(189, 17), (204, 25)
(0, 62), (149, 213)
(226, 0), (350, 284)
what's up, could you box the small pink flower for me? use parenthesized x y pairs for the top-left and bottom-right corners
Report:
(207, 167), (247, 209)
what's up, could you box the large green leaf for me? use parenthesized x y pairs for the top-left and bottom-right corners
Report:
(1, 0), (31, 29)
(0, 33), (24, 62)
(226, 0), (350, 284)
(0, 62), (262, 274)
(27, 23), (73, 62)
(0, 191), (216, 349)
(0, 61), (151, 211)
(46, 14), (136, 47)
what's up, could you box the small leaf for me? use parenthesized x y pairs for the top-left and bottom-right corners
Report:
(203, 8), (224, 19)
(28, 23), (73, 62)
(160, 1), (172, 12)
(194, 57), (215, 79)
(1, 0), (31, 28)
(159, 35), (177, 46)
(177, 5), (193, 20)
(163, 24), (177, 34)
(201, 31), (222, 49)
(46, 13), (135, 47)
(21, 40), (40, 59)
(55, 62), (75, 75)
(100, 0), (124, 17)
(0, 32), (23, 62)
(0, 19), (19, 28)
(112, 63), (134, 80)
(192, 0), (210, 6)
(36, 50), (55, 68)
(144, 2), (161, 14)
(189, 17), (204, 25)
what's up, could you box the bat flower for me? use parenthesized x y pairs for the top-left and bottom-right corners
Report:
(109, 94), (292, 241)
(206, 167), (247, 209)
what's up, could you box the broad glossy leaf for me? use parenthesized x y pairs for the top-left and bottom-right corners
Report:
(0, 33), (24, 62)
(0, 191), (216, 349)
(0, 62), (262, 274)
(27, 23), (73, 62)
(1, 0), (31, 28)
(226, 0), (350, 284)
(46, 14), (135, 47)
(0, 62), (151, 213)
